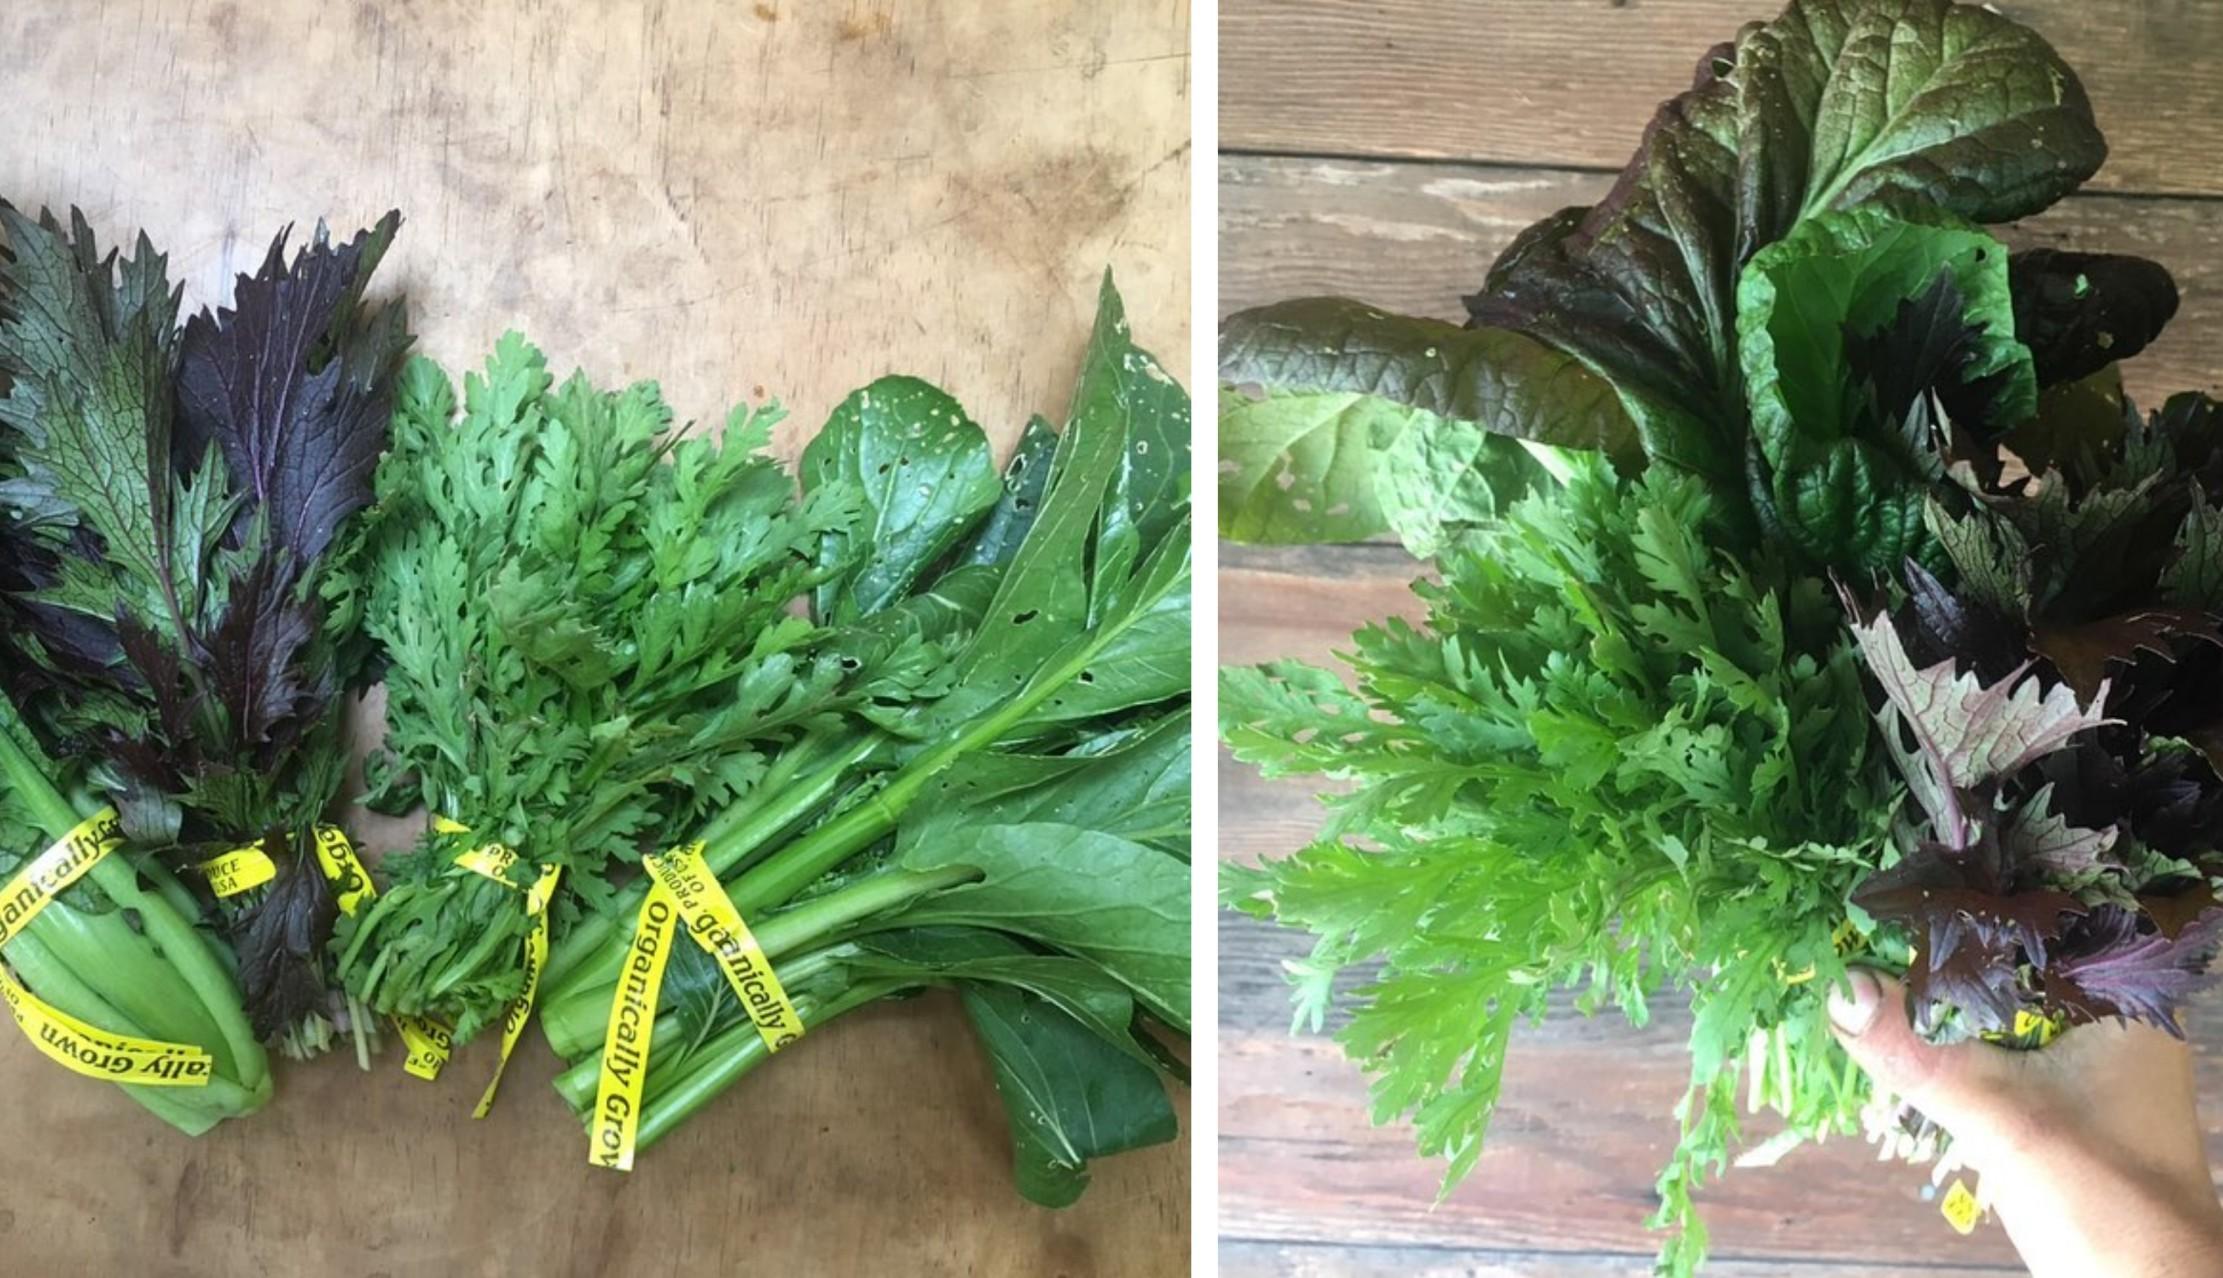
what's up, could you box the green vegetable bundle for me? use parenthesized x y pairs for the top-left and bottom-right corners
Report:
(332, 332), (867, 1047)
(0, 202), (408, 1124)
(335, 277), (1189, 1198)
(1219, 0), (2223, 1271)
(530, 277), (1191, 1196)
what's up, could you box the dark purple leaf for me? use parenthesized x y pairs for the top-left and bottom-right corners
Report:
(1846, 270), (2013, 442)
(190, 555), (327, 764)
(175, 212), (408, 564)
(2009, 249), (2179, 389)
(229, 827), (340, 1041)
(1892, 559), (2029, 684)
(2044, 904), (2223, 1037)
(1853, 830), (2083, 968)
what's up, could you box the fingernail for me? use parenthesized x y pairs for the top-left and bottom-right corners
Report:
(1828, 968), (1883, 1036)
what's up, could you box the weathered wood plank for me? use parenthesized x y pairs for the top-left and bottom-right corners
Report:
(1221, 1239), (2023, 1276)
(0, 2), (1190, 1274)
(2, 0), (1193, 464)
(1220, 154), (2223, 404)
(1220, 0), (2223, 198)
(1220, 544), (1427, 669)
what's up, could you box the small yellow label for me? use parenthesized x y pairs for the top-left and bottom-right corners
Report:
(432, 815), (471, 836)
(0, 963), (213, 1085)
(313, 826), (377, 917)
(589, 885), (679, 1170)
(1940, 1179), (1981, 1234)
(2011, 1009), (2061, 1045)
(473, 863), (562, 1118)
(198, 847), (277, 898)
(394, 1014), (452, 1080)
(0, 808), (123, 948)
(455, 843), (521, 886)
(646, 843), (805, 1053)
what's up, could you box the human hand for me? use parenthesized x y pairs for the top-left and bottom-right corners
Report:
(1828, 969), (2223, 1278)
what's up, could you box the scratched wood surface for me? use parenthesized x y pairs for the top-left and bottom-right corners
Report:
(1218, 1), (2223, 1274)
(0, 2), (1190, 1275)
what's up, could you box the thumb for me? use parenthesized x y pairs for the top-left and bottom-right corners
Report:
(1827, 968), (2020, 1126)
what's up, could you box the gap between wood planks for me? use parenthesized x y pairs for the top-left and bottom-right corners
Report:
(1218, 0), (2223, 201)
(1221, 1236), (2029, 1275)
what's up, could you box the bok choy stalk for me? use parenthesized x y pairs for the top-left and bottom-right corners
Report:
(0, 205), (411, 1062)
(534, 276), (1191, 1201)
(333, 334), (886, 1042)
(0, 708), (268, 1131)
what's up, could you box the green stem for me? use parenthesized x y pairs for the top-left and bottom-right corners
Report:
(718, 663), (1075, 916)
(547, 563), (1151, 1078)
(751, 866), (975, 959)
(348, 995), (374, 1071)
(85, 856), (262, 1087)
(0, 903), (258, 1128)
(335, 880), (405, 978)
(550, 943), (859, 1108)
(542, 731), (879, 1002)
(137, 854), (215, 946)
(0, 728), (265, 1092)
(540, 865), (973, 1060)
(628, 979), (904, 1155)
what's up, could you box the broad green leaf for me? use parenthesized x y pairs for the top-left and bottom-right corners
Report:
(1376, 413), (1552, 559)
(895, 821), (1189, 1031)
(845, 928), (1158, 1068)
(1217, 386), (1404, 544)
(935, 275), (1190, 740)
(959, 415), (1058, 568)
(1464, 0), (2101, 494)
(1775, 0), (2105, 224)
(1218, 297), (1638, 546)
(1091, 276), (1190, 562)
(902, 711), (1191, 857)
(802, 375), (1002, 624)
(1219, 382), (1549, 552)
(1738, 206), (2034, 572)
(958, 982), (1178, 1208)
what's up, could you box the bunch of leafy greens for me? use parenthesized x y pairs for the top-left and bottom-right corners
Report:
(0, 202), (405, 1125)
(531, 276), (1190, 1202)
(1219, 0), (2170, 577)
(1216, 0), (2218, 1271)
(333, 334), (870, 1041)
(1842, 583), (2223, 1047)
(1838, 306), (2223, 1042)
(1224, 456), (1898, 1271)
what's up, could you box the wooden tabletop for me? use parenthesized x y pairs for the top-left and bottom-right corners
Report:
(0, 2), (1190, 1274)
(1219, 2), (2223, 1275)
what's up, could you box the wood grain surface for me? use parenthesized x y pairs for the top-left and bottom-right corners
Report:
(0, 2), (1191, 1275)
(1218, 1), (2223, 1274)
(1220, 0), (2223, 197)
